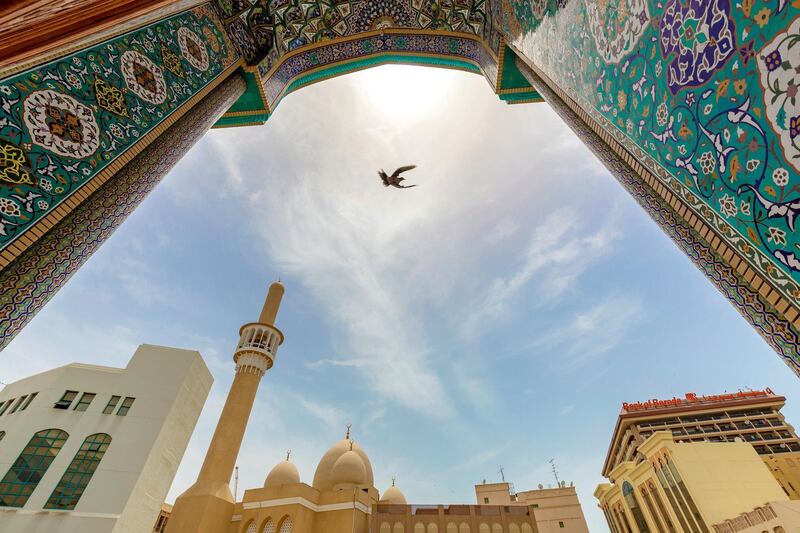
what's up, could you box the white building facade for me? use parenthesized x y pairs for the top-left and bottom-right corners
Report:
(0, 344), (213, 533)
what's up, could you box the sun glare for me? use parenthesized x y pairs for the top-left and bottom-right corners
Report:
(355, 64), (463, 120)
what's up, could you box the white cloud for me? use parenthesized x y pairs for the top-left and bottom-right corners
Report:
(462, 208), (621, 335)
(293, 395), (347, 430)
(529, 293), (644, 371)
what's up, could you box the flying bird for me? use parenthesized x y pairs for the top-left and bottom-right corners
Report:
(378, 165), (417, 189)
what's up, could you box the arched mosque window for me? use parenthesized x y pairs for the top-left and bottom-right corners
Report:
(0, 428), (68, 507)
(45, 433), (111, 510)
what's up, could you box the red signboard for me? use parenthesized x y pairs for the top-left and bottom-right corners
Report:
(621, 388), (775, 413)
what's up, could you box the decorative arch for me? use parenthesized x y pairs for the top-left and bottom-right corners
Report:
(491, 524), (502, 533)
(244, 520), (257, 533)
(428, 524), (439, 533)
(479, 524), (490, 533)
(278, 515), (292, 533)
(509, 524), (521, 533)
(460, 523), (471, 533)
(394, 522), (405, 533)
(381, 522), (392, 533)
(415, 524), (426, 533)
(45, 432), (111, 510)
(447, 523), (458, 533)
(0, 0), (798, 388)
(261, 517), (275, 533)
(0, 428), (69, 507)
(521, 525), (534, 533)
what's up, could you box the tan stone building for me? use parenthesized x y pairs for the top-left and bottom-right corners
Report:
(596, 389), (800, 533)
(595, 432), (800, 533)
(475, 482), (589, 533)
(603, 390), (800, 499)
(164, 282), (591, 533)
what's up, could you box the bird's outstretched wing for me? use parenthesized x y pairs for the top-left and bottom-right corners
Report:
(397, 184), (417, 188)
(391, 164), (417, 178)
(377, 169), (389, 185)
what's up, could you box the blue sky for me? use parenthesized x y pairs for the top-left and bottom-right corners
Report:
(3, 65), (800, 532)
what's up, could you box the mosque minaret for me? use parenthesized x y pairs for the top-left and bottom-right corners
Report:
(164, 282), (589, 533)
(166, 281), (285, 533)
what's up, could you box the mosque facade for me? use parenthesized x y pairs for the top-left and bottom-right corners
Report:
(163, 282), (589, 533)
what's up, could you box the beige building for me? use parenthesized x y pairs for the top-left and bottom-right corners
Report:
(604, 389), (800, 499)
(595, 431), (793, 532)
(475, 482), (589, 533)
(0, 345), (212, 533)
(164, 281), (590, 533)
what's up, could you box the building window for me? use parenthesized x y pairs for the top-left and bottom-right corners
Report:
(279, 516), (292, 533)
(623, 481), (650, 533)
(54, 391), (78, 409)
(19, 393), (37, 411)
(0, 431), (5, 442)
(0, 400), (11, 416)
(484, 497), (489, 504)
(103, 396), (120, 414)
(0, 428), (69, 507)
(116, 397), (135, 416)
(559, 522), (565, 528)
(655, 466), (692, 533)
(73, 393), (95, 412)
(262, 519), (275, 533)
(8, 396), (26, 414)
(45, 433), (111, 510)
(245, 520), (257, 533)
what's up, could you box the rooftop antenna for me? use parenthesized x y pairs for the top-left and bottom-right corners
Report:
(548, 458), (561, 487)
(234, 465), (239, 501)
(498, 466), (505, 482)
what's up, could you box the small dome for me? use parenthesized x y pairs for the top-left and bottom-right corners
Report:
(313, 436), (374, 491)
(380, 483), (407, 505)
(264, 460), (300, 487)
(331, 450), (367, 489)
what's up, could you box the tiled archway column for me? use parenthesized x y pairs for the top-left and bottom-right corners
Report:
(515, 56), (800, 376)
(0, 72), (246, 350)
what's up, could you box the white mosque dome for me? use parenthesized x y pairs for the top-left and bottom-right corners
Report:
(312, 434), (374, 491)
(330, 450), (367, 489)
(380, 481), (407, 505)
(264, 459), (300, 487)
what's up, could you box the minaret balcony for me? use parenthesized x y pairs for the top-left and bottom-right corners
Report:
(234, 322), (284, 373)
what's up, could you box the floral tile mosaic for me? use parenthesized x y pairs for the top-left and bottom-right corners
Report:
(0, 4), (237, 251)
(503, 0), (800, 295)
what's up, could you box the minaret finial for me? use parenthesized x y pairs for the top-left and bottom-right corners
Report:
(258, 280), (285, 325)
(345, 422), (351, 439)
(286, 449), (291, 461)
(392, 476), (396, 487)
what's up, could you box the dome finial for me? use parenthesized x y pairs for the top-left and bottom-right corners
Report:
(349, 439), (354, 451)
(392, 476), (396, 487)
(345, 422), (351, 440)
(286, 449), (291, 461)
